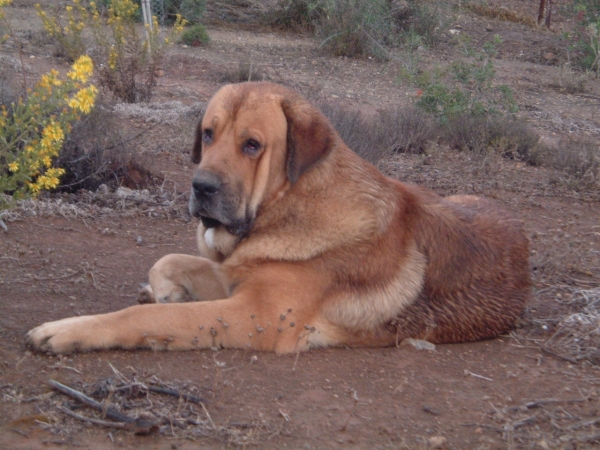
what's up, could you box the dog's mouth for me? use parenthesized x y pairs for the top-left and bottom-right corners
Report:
(200, 216), (221, 229)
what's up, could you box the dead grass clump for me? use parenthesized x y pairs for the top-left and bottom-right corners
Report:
(464, 3), (537, 28)
(532, 136), (600, 189)
(217, 60), (268, 83)
(317, 101), (435, 164)
(548, 65), (589, 94)
(269, 0), (450, 59)
(375, 105), (436, 154)
(57, 103), (162, 192)
(266, 0), (324, 31)
(443, 114), (539, 160)
(316, 100), (384, 163)
(112, 100), (204, 124)
(544, 288), (600, 364)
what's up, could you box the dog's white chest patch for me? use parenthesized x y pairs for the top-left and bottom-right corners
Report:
(204, 228), (215, 250)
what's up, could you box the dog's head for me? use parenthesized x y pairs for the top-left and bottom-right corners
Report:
(189, 82), (335, 237)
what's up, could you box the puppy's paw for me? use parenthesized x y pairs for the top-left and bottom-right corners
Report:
(27, 316), (97, 354)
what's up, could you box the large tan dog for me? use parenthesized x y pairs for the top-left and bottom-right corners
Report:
(27, 82), (530, 354)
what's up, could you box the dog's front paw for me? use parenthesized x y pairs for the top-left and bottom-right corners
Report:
(27, 316), (98, 354)
(137, 283), (155, 304)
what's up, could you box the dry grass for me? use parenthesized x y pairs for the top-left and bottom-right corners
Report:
(25, 368), (284, 446)
(217, 60), (270, 83)
(543, 288), (600, 364)
(548, 66), (589, 94)
(464, 3), (538, 28)
(0, 184), (190, 225)
(443, 114), (540, 160)
(531, 136), (600, 190)
(317, 100), (436, 164)
(58, 103), (163, 193)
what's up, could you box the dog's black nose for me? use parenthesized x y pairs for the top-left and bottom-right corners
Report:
(192, 170), (222, 198)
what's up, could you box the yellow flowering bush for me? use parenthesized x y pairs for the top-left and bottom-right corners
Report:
(0, 56), (98, 209)
(36, 0), (186, 103)
(35, 2), (86, 62)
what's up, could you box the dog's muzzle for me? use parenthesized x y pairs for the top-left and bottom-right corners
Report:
(188, 170), (252, 236)
(189, 170), (223, 227)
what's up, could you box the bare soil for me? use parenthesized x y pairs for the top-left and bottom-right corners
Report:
(1, 1), (600, 449)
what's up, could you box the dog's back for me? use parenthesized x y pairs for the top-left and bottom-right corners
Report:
(388, 186), (530, 343)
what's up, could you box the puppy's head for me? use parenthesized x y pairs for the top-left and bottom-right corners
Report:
(189, 82), (335, 237)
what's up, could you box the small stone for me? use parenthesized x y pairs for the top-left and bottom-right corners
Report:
(428, 436), (447, 448)
(96, 184), (110, 195)
(537, 439), (550, 450)
(136, 236), (143, 245)
(399, 338), (436, 351)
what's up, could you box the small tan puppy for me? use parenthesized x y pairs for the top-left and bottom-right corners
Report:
(28, 82), (530, 354)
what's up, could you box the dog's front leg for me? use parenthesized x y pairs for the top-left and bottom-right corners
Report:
(27, 291), (318, 354)
(139, 254), (228, 304)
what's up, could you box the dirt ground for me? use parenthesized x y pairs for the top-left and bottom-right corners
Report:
(1, 1), (600, 449)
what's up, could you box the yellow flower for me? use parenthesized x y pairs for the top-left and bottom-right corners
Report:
(68, 86), (97, 114)
(0, 0), (13, 7)
(42, 121), (65, 143)
(67, 55), (94, 83)
(108, 47), (117, 69)
(8, 161), (19, 172)
(28, 182), (42, 194)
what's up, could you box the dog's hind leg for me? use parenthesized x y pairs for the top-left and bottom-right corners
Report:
(138, 254), (228, 304)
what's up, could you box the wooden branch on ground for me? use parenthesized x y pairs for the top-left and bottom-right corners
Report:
(48, 380), (158, 435)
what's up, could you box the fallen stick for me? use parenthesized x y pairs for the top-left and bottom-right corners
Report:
(57, 406), (128, 429)
(48, 380), (157, 435)
(539, 345), (579, 364)
(114, 382), (206, 405)
(509, 397), (587, 412)
(147, 385), (206, 405)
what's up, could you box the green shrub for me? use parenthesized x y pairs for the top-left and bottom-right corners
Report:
(563, 0), (600, 75)
(163, 0), (206, 24)
(181, 23), (210, 46)
(270, 0), (449, 59)
(402, 35), (517, 122)
(314, 0), (396, 59)
(395, 1), (449, 47)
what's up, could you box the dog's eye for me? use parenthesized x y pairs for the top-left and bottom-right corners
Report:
(242, 139), (261, 156)
(202, 129), (213, 145)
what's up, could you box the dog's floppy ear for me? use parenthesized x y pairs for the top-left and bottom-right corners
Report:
(191, 119), (203, 164)
(281, 98), (335, 184)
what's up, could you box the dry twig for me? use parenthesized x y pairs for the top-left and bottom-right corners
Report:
(48, 380), (158, 435)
